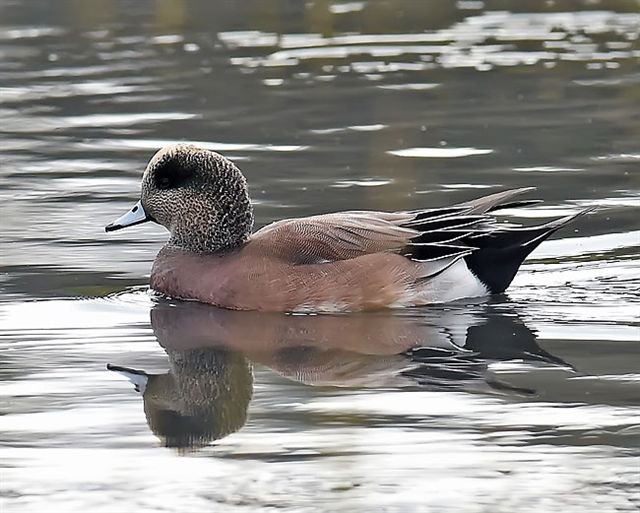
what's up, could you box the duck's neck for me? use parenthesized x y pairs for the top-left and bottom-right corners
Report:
(167, 235), (244, 254)
(168, 196), (254, 254)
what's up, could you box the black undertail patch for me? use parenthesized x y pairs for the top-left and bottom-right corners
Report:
(463, 209), (595, 293)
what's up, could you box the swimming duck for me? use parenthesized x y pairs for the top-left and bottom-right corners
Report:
(106, 144), (591, 312)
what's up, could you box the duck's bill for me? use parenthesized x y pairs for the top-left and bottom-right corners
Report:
(105, 200), (150, 232)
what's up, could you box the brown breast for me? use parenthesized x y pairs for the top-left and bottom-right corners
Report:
(150, 244), (416, 312)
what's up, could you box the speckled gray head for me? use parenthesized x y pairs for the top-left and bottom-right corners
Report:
(105, 144), (254, 253)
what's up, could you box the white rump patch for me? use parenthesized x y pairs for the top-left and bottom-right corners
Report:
(414, 258), (489, 304)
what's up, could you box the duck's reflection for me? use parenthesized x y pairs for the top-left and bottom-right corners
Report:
(109, 301), (568, 449)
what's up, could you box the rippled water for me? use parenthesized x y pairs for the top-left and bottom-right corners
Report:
(1, 1), (639, 512)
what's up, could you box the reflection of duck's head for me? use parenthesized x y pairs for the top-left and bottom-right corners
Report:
(108, 347), (252, 450)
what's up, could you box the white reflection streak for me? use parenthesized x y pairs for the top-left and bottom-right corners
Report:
(80, 138), (309, 153)
(388, 147), (493, 158)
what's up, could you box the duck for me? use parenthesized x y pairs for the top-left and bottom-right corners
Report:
(105, 144), (592, 312)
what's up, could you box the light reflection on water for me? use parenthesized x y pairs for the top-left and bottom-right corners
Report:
(1, 0), (639, 512)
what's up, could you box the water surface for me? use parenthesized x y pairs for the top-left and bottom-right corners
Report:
(1, 1), (639, 512)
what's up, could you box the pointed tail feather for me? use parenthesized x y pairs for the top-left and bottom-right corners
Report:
(456, 187), (537, 214)
(464, 207), (595, 293)
(405, 188), (539, 221)
(515, 207), (595, 248)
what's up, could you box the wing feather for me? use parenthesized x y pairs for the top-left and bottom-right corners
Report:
(249, 188), (543, 265)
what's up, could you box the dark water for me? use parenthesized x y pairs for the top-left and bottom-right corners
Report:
(1, 1), (639, 511)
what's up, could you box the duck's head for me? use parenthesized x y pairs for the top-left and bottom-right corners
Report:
(106, 144), (254, 253)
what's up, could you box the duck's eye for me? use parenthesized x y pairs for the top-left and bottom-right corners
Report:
(154, 160), (193, 190)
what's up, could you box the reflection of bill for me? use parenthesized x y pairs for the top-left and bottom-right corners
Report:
(109, 300), (568, 449)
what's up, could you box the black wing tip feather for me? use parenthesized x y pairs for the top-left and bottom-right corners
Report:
(409, 229), (476, 245)
(405, 243), (476, 262)
(488, 199), (544, 212)
(407, 205), (472, 220)
(402, 214), (490, 231)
